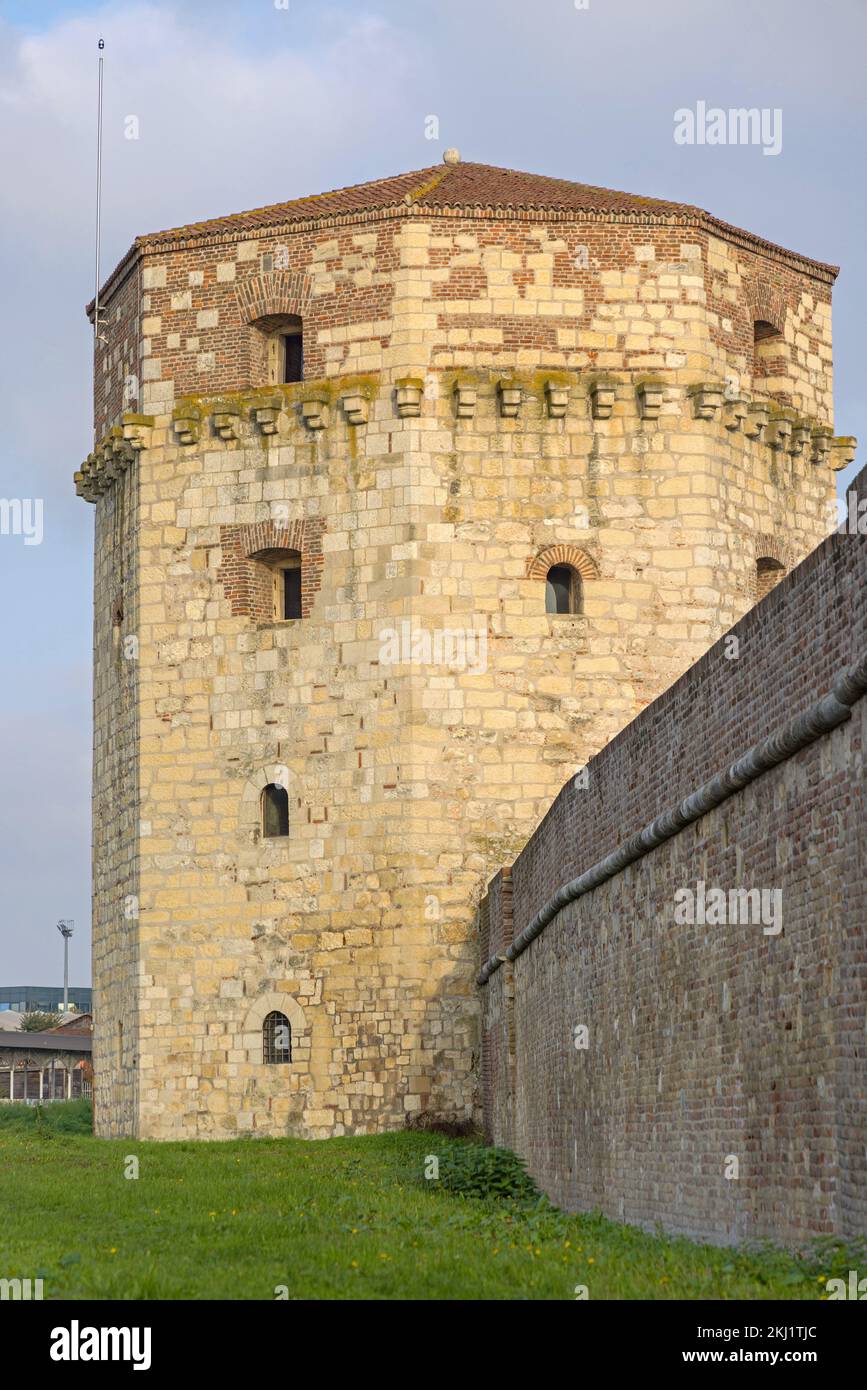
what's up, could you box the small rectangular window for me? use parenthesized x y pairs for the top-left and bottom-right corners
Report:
(283, 566), (302, 620)
(283, 334), (303, 384)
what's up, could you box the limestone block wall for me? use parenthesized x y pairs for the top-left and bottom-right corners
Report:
(478, 466), (867, 1244)
(91, 462), (140, 1135)
(78, 365), (845, 1141)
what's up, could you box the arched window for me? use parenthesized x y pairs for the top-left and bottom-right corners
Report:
(756, 556), (786, 601)
(261, 783), (289, 838)
(263, 1011), (292, 1064)
(545, 564), (581, 615)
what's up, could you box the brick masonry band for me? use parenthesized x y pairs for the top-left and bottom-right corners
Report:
(478, 647), (867, 985)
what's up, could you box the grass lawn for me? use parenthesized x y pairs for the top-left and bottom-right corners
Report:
(0, 1102), (857, 1300)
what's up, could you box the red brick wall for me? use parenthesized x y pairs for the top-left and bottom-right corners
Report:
(480, 466), (867, 1245)
(218, 518), (325, 621)
(92, 260), (142, 440)
(92, 207), (834, 435)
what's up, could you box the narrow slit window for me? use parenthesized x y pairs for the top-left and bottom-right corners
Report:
(262, 783), (289, 838)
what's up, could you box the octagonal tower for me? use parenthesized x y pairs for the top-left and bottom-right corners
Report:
(77, 158), (854, 1138)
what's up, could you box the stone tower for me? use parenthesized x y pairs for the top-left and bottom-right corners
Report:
(77, 158), (853, 1139)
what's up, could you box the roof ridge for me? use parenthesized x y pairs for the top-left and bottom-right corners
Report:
(404, 164), (456, 206)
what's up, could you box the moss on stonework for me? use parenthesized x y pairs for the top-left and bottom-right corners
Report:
(174, 371), (381, 420)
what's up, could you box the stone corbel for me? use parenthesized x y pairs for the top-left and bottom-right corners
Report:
(97, 441), (117, 483)
(545, 381), (571, 419)
(744, 402), (769, 441)
(766, 410), (794, 452)
(112, 440), (135, 478)
(251, 393), (284, 436)
(341, 393), (368, 426)
(85, 453), (105, 497)
(589, 381), (616, 419)
(830, 435), (857, 472)
(212, 404), (241, 441)
(395, 377), (424, 418)
(722, 396), (748, 431)
(122, 413), (154, 452)
(172, 407), (200, 446)
(788, 420), (812, 457)
(497, 380), (522, 419)
(453, 382), (477, 419)
(76, 454), (100, 501)
(810, 426), (833, 467)
(300, 395), (330, 431)
(636, 380), (665, 421)
(688, 382), (724, 421)
(74, 469), (93, 502)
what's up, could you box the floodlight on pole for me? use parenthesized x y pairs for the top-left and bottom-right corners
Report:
(56, 920), (75, 1014)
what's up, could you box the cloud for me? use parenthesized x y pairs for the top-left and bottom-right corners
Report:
(0, 0), (862, 978)
(0, 4), (422, 261)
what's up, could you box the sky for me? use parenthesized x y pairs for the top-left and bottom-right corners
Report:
(0, 0), (864, 987)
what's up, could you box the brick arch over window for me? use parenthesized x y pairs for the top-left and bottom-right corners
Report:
(751, 533), (791, 601)
(526, 545), (599, 581)
(747, 276), (790, 395)
(218, 518), (325, 620)
(748, 277), (787, 338)
(235, 271), (313, 326)
(752, 533), (791, 569)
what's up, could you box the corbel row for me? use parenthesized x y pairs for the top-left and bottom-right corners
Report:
(685, 383), (855, 467)
(170, 385), (385, 445)
(76, 376), (857, 502)
(75, 416), (153, 502)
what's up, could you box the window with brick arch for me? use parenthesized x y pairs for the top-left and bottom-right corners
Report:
(545, 564), (582, 615)
(263, 1011), (292, 1064)
(753, 318), (785, 383)
(253, 313), (303, 386)
(250, 548), (302, 621)
(756, 556), (786, 601)
(261, 783), (289, 838)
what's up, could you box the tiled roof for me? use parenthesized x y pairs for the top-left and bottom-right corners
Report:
(92, 160), (837, 310)
(139, 162), (695, 245)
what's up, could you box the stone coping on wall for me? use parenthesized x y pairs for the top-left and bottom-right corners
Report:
(478, 645), (867, 984)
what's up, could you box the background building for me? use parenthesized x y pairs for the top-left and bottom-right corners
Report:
(0, 986), (93, 1015)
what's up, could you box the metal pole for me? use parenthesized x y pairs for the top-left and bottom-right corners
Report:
(57, 921), (74, 1014)
(93, 40), (105, 353)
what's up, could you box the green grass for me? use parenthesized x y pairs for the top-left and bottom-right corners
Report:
(0, 1102), (859, 1300)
